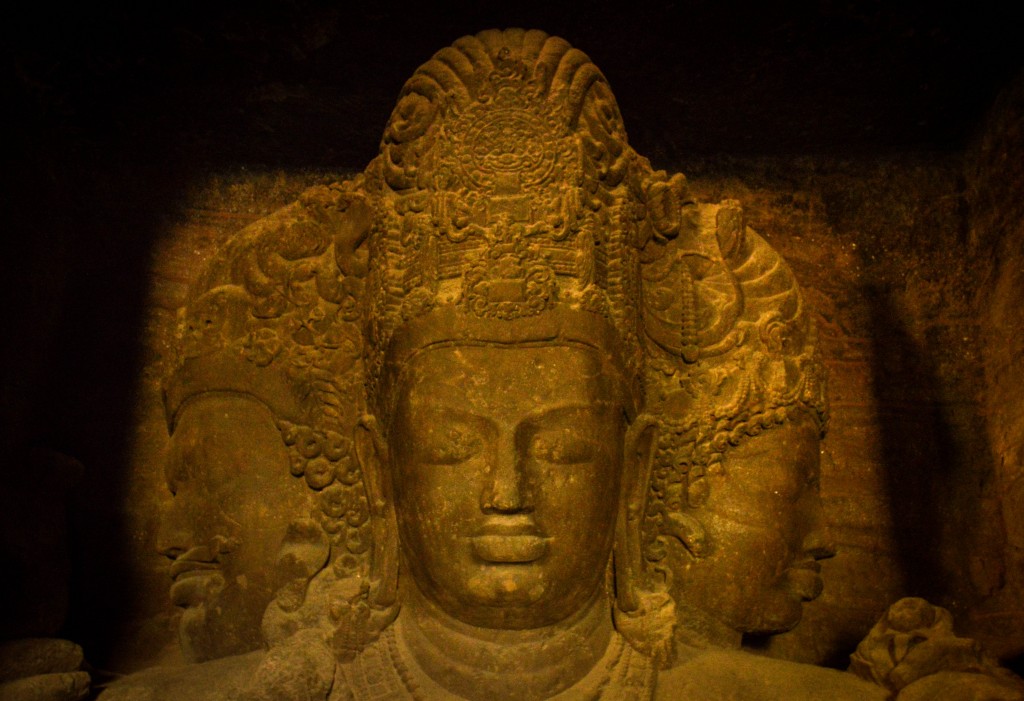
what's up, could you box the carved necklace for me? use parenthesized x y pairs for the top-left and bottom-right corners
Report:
(337, 621), (656, 701)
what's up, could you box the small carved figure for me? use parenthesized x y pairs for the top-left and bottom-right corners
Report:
(850, 597), (1024, 700)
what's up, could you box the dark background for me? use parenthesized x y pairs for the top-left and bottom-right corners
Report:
(2, 0), (1023, 667)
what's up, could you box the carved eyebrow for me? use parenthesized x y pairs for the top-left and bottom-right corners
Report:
(405, 401), (613, 430)
(405, 402), (496, 429)
(520, 403), (607, 426)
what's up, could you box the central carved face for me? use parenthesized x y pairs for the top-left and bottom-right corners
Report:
(389, 343), (625, 629)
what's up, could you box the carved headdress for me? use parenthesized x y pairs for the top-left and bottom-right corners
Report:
(359, 28), (688, 417)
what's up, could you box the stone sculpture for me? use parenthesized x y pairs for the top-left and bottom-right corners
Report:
(849, 597), (1024, 700)
(96, 28), (1022, 701)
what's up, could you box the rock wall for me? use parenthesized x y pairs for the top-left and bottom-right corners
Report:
(965, 72), (1024, 664)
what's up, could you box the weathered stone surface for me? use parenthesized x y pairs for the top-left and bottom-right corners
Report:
(676, 154), (1011, 666)
(0, 640), (82, 684)
(0, 673), (90, 701)
(112, 170), (348, 670)
(112, 129), (1024, 691)
(851, 598), (1024, 696)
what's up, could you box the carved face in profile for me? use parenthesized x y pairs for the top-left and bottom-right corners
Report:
(388, 343), (626, 629)
(157, 394), (308, 662)
(677, 413), (833, 637)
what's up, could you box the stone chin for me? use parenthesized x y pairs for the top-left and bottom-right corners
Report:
(172, 572), (226, 662)
(765, 560), (826, 633)
(177, 602), (213, 662)
(169, 570), (225, 609)
(749, 573), (821, 635)
(784, 560), (825, 603)
(470, 534), (550, 563)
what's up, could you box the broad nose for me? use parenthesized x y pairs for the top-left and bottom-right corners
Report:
(802, 528), (836, 561)
(481, 433), (531, 514)
(802, 497), (836, 560)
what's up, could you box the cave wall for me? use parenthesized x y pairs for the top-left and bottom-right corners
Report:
(966, 72), (1024, 660)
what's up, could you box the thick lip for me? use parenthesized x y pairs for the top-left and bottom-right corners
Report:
(168, 545), (223, 581)
(786, 559), (822, 574)
(169, 570), (224, 608)
(469, 515), (550, 563)
(166, 545), (226, 608)
(784, 559), (824, 601)
(170, 559), (220, 580)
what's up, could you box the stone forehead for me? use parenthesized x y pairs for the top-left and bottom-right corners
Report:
(399, 343), (607, 409)
(379, 309), (638, 422)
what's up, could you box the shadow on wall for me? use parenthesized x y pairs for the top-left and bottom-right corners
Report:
(865, 284), (999, 623)
(0, 128), (197, 665)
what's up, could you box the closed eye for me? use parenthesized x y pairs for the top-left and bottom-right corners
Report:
(418, 426), (484, 464)
(529, 429), (596, 464)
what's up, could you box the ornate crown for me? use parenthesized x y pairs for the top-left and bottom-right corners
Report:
(360, 29), (699, 412)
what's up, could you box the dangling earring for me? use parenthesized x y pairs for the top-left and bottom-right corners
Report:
(614, 415), (657, 614)
(323, 415), (401, 662)
(354, 414), (399, 608)
(613, 415), (681, 666)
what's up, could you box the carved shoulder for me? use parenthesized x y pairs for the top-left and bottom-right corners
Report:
(656, 649), (888, 701)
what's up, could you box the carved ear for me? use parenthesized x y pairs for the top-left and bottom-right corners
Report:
(354, 415), (398, 608)
(660, 509), (708, 559)
(615, 414), (658, 613)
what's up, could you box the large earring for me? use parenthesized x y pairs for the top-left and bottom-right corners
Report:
(615, 414), (658, 614)
(354, 414), (399, 608)
(614, 414), (678, 666)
